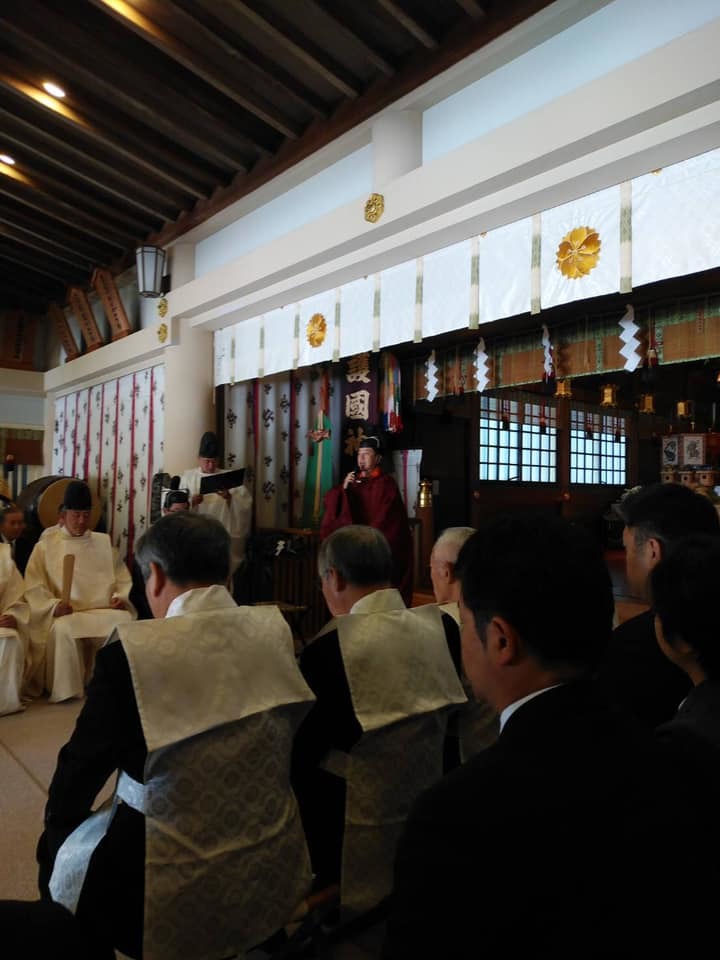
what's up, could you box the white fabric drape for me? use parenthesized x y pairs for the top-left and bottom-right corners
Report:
(51, 364), (164, 562)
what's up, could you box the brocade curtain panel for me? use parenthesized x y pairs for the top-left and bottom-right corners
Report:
(224, 367), (342, 530)
(52, 364), (165, 562)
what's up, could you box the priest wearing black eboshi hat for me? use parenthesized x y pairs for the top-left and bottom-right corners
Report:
(24, 479), (135, 702)
(180, 432), (252, 574)
(320, 435), (413, 605)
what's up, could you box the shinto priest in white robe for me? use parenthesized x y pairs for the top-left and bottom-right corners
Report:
(0, 543), (30, 715)
(25, 529), (135, 702)
(179, 466), (252, 574)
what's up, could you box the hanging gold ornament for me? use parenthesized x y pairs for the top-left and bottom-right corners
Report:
(556, 226), (601, 279)
(554, 378), (572, 399)
(638, 394), (655, 415)
(364, 193), (385, 223)
(306, 312), (327, 347)
(600, 383), (618, 407)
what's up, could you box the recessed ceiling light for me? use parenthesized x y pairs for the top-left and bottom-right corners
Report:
(0, 154), (15, 165)
(42, 81), (66, 98)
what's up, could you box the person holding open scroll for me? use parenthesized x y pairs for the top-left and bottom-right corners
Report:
(24, 481), (134, 702)
(180, 431), (252, 574)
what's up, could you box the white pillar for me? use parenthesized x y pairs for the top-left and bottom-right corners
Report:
(372, 110), (423, 190)
(162, 241), (213, 473)
(169, 242), (196, 287)
(162, 320), (214, 475)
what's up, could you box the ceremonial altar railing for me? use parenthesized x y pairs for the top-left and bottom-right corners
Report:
(245, 528), (327, 643)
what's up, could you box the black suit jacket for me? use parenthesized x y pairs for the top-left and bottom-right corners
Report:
(38, 640), (147, 959)
(385, 680), (715, 959)
(291, 612), (461, 885)
(597, 609), (691, 727)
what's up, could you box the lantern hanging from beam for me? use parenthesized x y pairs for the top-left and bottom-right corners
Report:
(136, 245), (167, 298)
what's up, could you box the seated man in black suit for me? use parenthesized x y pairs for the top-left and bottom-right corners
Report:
(292, 524), (465, 904)
(599, 482), (720, 726)
(38, 513), (314, 960)
(653, 534), (720, 757)
(385, 513), (714, 959)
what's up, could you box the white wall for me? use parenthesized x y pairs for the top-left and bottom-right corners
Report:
(422, 0), (720, 163)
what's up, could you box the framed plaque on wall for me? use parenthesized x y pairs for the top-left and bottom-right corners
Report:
(681, 434), (706, 467)
(660, 435), (680, 468)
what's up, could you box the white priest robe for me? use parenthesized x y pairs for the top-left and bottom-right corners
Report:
(25, 529), (135, 702)
(179, 466), (252, 573)
(0, 544), (30, 715)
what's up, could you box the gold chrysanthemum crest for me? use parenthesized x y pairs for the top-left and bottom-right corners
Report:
(307, 312), (327, 348)
(556, 226), (601, 279)
(157, 322), (168, 343)
(157, 296), (168, 318)
(364, 193), (384, 224)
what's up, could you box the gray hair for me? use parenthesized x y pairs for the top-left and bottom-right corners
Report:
(135, 512), (230, 586)
(318, 525), (392, 586)
(433, 526), (476, 563)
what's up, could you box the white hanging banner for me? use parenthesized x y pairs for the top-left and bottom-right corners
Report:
(541, 185), (620, 309)
(297, 289), (335, 368)
(422, 239), (471, 338)
(380, 258), (416, 348)
(263, 305), (296, 377)
(234, 316), (262, 383)
(340, 274), (374, 359)
(479, 219), (532, 325)
(633, 149), (720, 288)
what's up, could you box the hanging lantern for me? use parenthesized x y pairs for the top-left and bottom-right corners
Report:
(676, 400), (691, 419)
(600, 383), (618, 407)
(135, 245), (167, 298)
(638, 394), (655, 415)
(555, 379), (572, 399)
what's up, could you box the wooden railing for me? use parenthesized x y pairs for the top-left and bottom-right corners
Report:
(246, 527), (328, 641)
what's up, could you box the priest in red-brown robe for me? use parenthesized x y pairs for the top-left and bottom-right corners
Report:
(320, 436), (413, 605)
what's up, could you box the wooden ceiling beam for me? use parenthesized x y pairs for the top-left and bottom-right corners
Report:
(294, 0), (395, 78)
(147, 0), (557, 249)
(88, 0), (302, 141)
(374, 0), (438, 49)
(0, 181), (130, 250)
(0, 249), (74, 284)
(223, 0), (363, 98)
(0, 273), (60, 308)
(0, 59), (213, 200)
(0, 222), (91, 270)
(0, 103), (184, 220)
(180, 0), (330, 118)
(5, 156), (159, 236)
(453, 0), (487, 20)
(0, 203), (119, 263)
(0, 1), (269, 165)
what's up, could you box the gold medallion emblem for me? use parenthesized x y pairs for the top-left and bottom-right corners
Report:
(157, 297), (168, 318)
(157, 322), (168, 343)
(364, 193), (385, 224)
(307, 313), (327, 347)
(556, 226), (601, 279)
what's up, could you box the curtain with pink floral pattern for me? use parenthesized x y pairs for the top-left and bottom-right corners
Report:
(52, 364), (165, 562)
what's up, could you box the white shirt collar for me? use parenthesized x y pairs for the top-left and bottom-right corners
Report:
(165, 583), (236, 618)
(349, 588), (405, 615)
(499, 684), (565, 732)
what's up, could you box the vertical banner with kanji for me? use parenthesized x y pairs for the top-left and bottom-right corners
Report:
(341, 352), (378, 476)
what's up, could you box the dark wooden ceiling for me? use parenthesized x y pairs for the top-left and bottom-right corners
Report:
(0, 0), (554, 315)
